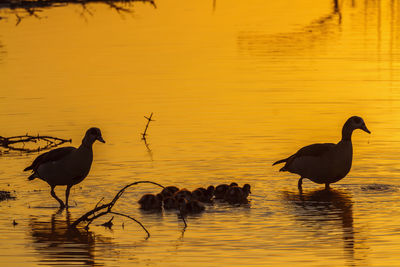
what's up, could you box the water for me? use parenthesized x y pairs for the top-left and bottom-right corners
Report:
(1, 0), (400, 266)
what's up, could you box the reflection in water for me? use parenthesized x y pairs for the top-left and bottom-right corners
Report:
(238, 0), (342, 56)
(282, 189), (368, 266)
(238, 0), (400, 59)
(29, 211), (113, 266)
(0, 41), (5, 63)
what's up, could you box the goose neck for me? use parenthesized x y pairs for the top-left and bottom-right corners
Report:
(341, 124), (353, 141)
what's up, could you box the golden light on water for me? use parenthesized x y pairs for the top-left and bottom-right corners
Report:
(1, 0), (400, 266)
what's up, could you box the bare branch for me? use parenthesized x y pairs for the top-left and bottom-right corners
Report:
(0, 134), (71, 153)
(141, 112), (154, 140)
(70, 180), (165, 239)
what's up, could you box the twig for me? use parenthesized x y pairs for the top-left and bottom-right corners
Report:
(0, 134), (71, 153)
(141, 112), (154, 140)
(70, 181), (165, 238)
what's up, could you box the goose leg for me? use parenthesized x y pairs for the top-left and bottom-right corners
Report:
(50, 185), (65, 209)
(325, 183), (330, 190)
(298, 177), (304, 190)
(65, 185), (72, 209)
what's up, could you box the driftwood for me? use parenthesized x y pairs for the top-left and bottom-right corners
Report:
(0, 134), (71, 153)
(70, 181), (165, 239)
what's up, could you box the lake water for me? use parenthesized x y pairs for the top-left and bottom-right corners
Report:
(1, 0), (400, 266)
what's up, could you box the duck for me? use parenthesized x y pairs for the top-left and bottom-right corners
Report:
(24, 127), (105, 209)
(214, 182), (238, 199)
(192, 185), (215, 203)
(138, 193), (162, 210)
(224, 184), (251, 204)
(273, 116), (370, 190)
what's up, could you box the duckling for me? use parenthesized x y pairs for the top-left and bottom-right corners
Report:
(160, 186), (179, 199)
(273, 116), (371, 190)
(242, 184), (251, 198)
(214, 182), (238, 199)
(163, 196), (177, 210)
(173, 188), (192, 201)
(181, 200), (205, 214)
(138, 193), (162, 210)
(24, 127), (105, 209)
(175, 196), (189, 212)
(192, 185), (215, 203)
(224, 184), (251, 204)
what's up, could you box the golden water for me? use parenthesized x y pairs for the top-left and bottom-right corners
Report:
(1, 0), (400, 266)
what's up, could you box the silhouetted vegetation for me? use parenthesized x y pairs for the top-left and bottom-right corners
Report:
(0, 0), (156, 24)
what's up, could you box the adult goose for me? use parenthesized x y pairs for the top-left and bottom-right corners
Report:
(24, 127), (105, 209)
(273, 116), (370, 190)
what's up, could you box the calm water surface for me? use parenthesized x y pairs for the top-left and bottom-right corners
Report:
(1, 0), (400, 266)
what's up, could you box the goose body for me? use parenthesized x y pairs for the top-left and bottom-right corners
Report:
(30, 146), (93, 186)
(273, 116), (370, 189)
(24, 127), (105, 208)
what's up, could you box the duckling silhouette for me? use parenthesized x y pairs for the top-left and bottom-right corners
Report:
(214, 182), (238, 199)
(192, 185), (215, 203)
(273, 116), (370, 190)
(138, 193), (162, 210)
(181, 200), (205, 214)
(163, 196), (177, 210)
(224, 184), (251, 204)
(24, 128), (105, 209)
(173, 188), (192, 201)
(160, 186), (179, 199)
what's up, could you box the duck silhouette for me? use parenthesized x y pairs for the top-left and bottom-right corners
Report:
(24, 128), (105, 209)
(273, 116), (370, 190)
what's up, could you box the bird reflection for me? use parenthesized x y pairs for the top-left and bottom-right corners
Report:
(29, 211), (113, 266)
(0, 41), (5, 63)
(282, 189), (356, 264)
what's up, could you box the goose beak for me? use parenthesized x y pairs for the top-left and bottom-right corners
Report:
(361, 123), (371, 134)
(97, 136), (106, 143)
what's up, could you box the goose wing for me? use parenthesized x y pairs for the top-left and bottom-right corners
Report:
(293, 143), (336, 159)
(273, 143), (335, 166)
(24, 146), (76, 172)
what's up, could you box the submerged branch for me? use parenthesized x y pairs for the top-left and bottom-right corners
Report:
(71, 181), (165, 238)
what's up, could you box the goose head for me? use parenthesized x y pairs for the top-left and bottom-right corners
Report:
(342, 116), (371, 141)
(82, 127), (105, 146)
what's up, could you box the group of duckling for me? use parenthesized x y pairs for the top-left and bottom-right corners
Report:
(138, 182), (251, 214)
